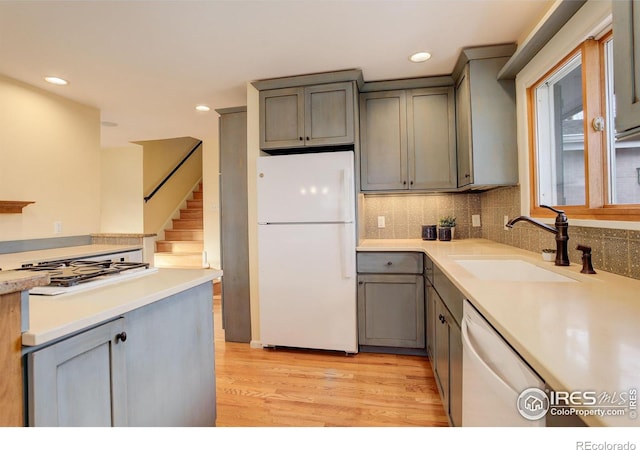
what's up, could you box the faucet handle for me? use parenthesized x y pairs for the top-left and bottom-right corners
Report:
(540, 204), (568, 223)
(576, 244), (596, 274)
(576, 244), (591, 254)
(540, 204), (565, 215)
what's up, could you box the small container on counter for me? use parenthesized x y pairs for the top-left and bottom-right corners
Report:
(422, 225), (437, 240)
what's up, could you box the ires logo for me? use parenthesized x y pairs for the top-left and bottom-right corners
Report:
(517, 388), (638, 421)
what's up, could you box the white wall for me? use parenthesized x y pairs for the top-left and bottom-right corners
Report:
(0, 74), (101, 240)
(100, 145), (144, 233)
(141, 136), (201, 235)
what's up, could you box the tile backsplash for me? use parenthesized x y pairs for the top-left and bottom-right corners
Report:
(362, 186), (640, 280)
(362, 193), (483, 240)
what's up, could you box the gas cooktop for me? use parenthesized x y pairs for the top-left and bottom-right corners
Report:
(18, 259), (156, 295)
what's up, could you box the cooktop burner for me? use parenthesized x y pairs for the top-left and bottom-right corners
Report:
(19, 259), (150, 287)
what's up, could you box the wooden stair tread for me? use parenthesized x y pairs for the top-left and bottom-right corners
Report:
(155, 182), (206, 269)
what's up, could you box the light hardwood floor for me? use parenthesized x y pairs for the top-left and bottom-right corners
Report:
(213, 295), (449, 427)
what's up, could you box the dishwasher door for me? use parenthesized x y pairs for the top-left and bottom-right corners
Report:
(462, 300), (545, 426)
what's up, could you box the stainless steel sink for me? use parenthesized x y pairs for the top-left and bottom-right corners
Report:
(454, 258), (577, 282)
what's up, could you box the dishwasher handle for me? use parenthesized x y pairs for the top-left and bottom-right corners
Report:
(461, 316), (520, 397)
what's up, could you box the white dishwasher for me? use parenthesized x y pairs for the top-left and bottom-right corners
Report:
(462, 300), (546, 426)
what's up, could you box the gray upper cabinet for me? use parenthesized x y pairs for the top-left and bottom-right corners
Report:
(453, 46), (518, 188)
(613, 0), (640, 138)
(360, 87), (456, 191)
(359, 90), (407, 190)
(259, 82), (355, 150)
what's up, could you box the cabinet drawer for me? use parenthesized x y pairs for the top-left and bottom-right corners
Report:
(357, 252), (423, 274)
(433, 265), (464, 326)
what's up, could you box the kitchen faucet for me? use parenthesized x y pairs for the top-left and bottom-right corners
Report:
(506, 205), (570, 266)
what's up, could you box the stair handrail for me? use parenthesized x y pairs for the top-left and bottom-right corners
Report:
(144, 140), (203, 203)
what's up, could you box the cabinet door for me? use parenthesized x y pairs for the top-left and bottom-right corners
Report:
(449, 320), (463, 427)
(125, 283), (215, 426)
(613, 0), (640, 136)
(357, 274), (425, 348)
(259, 87), (305, 149)
(407, 87), (457, 189)
(360, 90), (408, 190)
(305, 82), (354, 146)
(426, 284), (436, 359)
(433, 295), (450, 415)
(455, 66), (473, 187)
(27, 319), (127, 427)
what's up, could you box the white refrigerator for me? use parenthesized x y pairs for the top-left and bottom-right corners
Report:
(257, 151), (357, 353)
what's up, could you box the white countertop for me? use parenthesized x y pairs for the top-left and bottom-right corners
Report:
(357, 238), (640, 427)
(23, 267), (222, 347)
(0, 244), (143, 270)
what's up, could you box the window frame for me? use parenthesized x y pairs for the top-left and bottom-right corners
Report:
(527, 32), (640, 222)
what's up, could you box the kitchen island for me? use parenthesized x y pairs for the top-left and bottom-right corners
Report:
(0, 270), (49, 426)
(23, 266), (221, 427)
(357, 238), (640, 427)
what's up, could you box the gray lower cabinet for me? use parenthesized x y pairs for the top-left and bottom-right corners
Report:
(454, 46), (517, 188)
(27, 282), (215, 427)
(27, 318), (127, 427)
(124, 283), (215, 426)
(357, 274), (425, 348)
(613, 0), (640, 137)
(359, 87), (456, 191)
(259, 82), (355, 150)
(427, 264), (463, 427)
(356, 252), (425, 351)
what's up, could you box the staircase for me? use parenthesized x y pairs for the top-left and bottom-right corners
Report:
(154, 183), (209, 269)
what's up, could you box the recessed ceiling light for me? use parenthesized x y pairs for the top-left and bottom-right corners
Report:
(195, 105), (211, 112)
(409, 52), (432, 63)
(44, 76), (69, 86)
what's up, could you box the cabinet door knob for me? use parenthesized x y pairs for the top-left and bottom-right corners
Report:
(403, 181), (407, 185)
(358, 281), (364, 285)
(115, 332), (127, 343)
(306, 136), (310, 141)
(386, 261), (393, 265)
(438, 314), (445, 324)
(299, 136), (303, 141)
(410, 181), (414, 186)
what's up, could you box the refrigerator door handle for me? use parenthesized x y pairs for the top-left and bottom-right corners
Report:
(341, 169), (353, 223)
(341, 223), (355, 279)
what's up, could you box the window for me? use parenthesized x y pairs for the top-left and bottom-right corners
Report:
(529, 33), (640, 221)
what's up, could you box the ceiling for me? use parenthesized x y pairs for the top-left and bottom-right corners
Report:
(0, 0), (554, 148)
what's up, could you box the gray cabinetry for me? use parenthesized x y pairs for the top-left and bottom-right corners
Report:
(259, 82), (355, 150)
(124, 283), (215, 426)
(427, 263), (463, 427)
(27, 318), (127, 427)
(27, 283), (215, 427)
(613, 0), (640, 138)
(453, 45), (517, 188)
(218, 107), (251, 343)
(356, 252), (425, 352)
(360, 87), (456, 191)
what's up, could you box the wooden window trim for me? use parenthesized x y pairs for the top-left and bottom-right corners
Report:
(528, 35), (640, 222)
